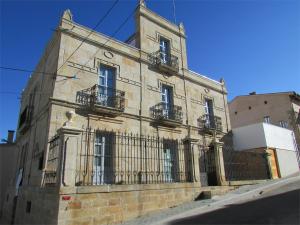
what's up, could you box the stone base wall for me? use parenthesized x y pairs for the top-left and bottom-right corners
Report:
(58, 182), (203, 225)
(1, 187), (60, 225)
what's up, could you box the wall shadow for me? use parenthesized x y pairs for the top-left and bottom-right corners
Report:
(168, 189), (300, 225)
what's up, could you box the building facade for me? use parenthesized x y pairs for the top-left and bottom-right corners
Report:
(1, 2), (232, 225)
(229, 92), (300, 150)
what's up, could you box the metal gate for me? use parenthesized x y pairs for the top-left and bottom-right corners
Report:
(196, 144), (218, 186)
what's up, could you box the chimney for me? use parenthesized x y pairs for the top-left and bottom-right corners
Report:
(7, 130), (15, 143)
(249, 92), (256, 95)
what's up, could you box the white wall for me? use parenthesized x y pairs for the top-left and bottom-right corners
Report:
(263, 123), (295, 151)
(233, 123), (267, 151)
(276, 149), (299, 177)
(233, 123), (296, 151)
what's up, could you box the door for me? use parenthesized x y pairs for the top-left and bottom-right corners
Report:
(198, 145), (218, 186)
(161, 85), (173, 119)
(159, 38), (170, 64)
(98, 65), (116, 107)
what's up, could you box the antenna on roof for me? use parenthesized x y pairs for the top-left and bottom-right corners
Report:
(172, 0), (177, 24)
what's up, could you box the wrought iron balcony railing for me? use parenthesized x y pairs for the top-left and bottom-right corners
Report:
(198, 114), (223, 132)
(76, 85), (125, 114)
(148, 50), (179, 74)
(150, 102), (183, 126)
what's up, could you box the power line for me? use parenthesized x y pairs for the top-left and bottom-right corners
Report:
(56, 0), (120, 73)
(70, 6), (137, 79)
(0, 3), (136, 97)
(0, 66), (75, 78)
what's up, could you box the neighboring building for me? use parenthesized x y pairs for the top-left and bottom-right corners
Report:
(232, 123), (300, 178)
(0, 131), (18, 218)
(1, 2), (232, 225)
(229, 91), (300, 150)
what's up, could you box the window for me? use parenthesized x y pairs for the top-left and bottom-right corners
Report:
(159, 37), (170, 64)
(26, 201), (31, 213)
(264, 101), (268, 104)
(264, 116), (271, 123)
(98, 65), (116, 107)
(204, 99), (214, 128)
(18, 107), (28, 128)
(93, 131), (114, 185)
(248, 106), (252, 110)
(161, 85), (173, 119)
(163, 140), (178, 182)
(279, 121), (288, 128)
(38, 155), (44, 170)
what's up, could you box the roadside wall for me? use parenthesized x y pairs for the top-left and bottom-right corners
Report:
(275, 149), (299, 177)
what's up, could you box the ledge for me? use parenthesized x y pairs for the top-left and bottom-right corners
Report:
(59, 182), (201, 195)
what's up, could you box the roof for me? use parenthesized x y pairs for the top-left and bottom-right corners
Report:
(229, 91), (300, 104)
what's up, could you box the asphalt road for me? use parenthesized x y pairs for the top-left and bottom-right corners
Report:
(168, 180), (300, 225)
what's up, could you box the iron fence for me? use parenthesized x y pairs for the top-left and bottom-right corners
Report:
(43, 135), (60, 186)
(150, 102), (183, 123)
(75, 129), (193, 186)
(76, 84), (125, 111)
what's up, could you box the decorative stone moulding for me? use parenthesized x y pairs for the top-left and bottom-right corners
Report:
(104, 51), (114, 59)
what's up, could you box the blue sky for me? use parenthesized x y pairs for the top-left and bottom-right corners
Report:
(0, 0), (299, 140)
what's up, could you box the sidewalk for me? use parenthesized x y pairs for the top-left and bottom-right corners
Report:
(119, 174), (300, 225)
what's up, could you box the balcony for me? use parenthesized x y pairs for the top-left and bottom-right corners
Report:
(76, 85), (125, 117)
(18, 106), (33, 134)
(198, 115), (223, 134)
(148, 50), (179, 74)
(150, 102), (183, 127)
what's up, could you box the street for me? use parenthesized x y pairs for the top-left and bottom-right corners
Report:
(169, 180), (300, 225)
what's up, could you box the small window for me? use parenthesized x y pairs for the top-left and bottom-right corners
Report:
(26, 201), (31, 213)
(38, 155), (44, 170)
(248, 106), (252, 110)
(264, 101), (268, 104)
(235, 111), (237, 115)
(264, 116), (270, 123)
(279, 121), (288, 128)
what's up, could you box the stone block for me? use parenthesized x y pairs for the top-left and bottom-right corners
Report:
(67, 201), (82, 210)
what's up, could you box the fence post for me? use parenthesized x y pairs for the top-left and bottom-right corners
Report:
(190, 143), (201, 183)
(57, 112), (83, 187)
(214, 141), (228, 186)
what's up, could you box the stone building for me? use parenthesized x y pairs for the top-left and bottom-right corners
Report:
(229, 92), (300, 150)
(1, 2), (232, 225)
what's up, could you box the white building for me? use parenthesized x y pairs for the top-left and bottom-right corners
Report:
(232, 123), (300, 178)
